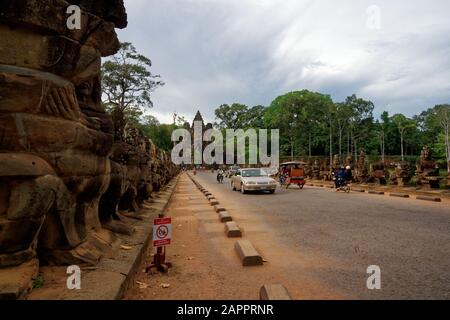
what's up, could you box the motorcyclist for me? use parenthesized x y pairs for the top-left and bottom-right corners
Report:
(344, 166), (353, 183)
(217, 169), (224, 183)
(334, 166), (346, 189)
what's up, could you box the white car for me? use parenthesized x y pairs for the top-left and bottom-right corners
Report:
(231, 168), (277, 194)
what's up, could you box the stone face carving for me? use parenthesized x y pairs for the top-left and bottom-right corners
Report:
(311, 160), (321, 180)
(0, 0), (178, 299)
(390, 161), (413, 187)
(355, 151), (369, 183)
(370, 161), (387, 185)
(416, 145), (441, 189)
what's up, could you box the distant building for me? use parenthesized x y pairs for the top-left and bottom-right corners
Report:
(183, 111), (214, 166)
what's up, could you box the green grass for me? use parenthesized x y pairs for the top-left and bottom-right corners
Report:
(32, 275), (44, 289)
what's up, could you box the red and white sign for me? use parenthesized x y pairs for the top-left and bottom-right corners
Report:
(152, 217), (172, 247)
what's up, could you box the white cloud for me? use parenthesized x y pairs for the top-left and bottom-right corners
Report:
(118, 0), (450, 123)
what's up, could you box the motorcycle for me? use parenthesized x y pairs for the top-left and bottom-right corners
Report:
(217, 173), (224, 184)
(335, 177), (350, 193)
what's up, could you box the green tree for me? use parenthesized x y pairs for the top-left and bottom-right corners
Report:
(265, 90), (332, 160)
(214, 103), (249, 129)
(102, 42), (164, 138)
(344, 95), (374, 159)
(392, 114), (416, 161)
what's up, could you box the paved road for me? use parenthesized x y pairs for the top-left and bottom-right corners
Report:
(195, 171), (450, 299)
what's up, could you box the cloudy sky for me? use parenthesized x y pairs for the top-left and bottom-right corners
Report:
(117, 0), (450, 124)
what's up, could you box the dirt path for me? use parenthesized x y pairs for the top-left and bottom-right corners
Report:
(124, 173), (343, 300)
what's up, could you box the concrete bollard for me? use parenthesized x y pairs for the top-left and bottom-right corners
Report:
(259, 284), (292, 300)
(219, 211), (232, 222)
(416, 195), (442, 202)
(234, 240), (263, 266)
(225, 221), (242, 237)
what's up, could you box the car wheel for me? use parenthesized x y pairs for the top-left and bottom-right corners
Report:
(241, 184), (247, 194)
(269, 190), (275, 194)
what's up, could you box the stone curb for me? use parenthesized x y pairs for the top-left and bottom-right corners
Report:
(234, 240), (263, 266)
(225, 221), (242, 238)
(368, 190), (385, 195)
(416, 195), (442, 202)
(259, 284), (292, 300)
(116, 174), (181, 300)
(219, 211), (233, 223)
(214, 205), (226, 213)
(390, 193), (410, 198)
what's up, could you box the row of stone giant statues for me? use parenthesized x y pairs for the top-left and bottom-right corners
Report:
(0, 0), (178, 298)
(303, 147), (449, 189)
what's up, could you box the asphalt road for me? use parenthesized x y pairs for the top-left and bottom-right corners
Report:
(195, 171), (450, 299)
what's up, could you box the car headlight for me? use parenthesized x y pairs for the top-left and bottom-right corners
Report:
(269, 179), (276, 184)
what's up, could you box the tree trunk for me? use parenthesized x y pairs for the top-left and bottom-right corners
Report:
(329, 120), (333, 168)
(445, 122), (450, 171)
(309, 131), (312, 158)
(400, 131), (404, 161)
(347, 130), (350, 155)
(290, 137), (294, 161)
(339, 128), (342, 162)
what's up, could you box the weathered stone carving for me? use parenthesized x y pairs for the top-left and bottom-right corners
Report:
(415, 145), (441, 189)
(390, 161), (413, 187)
(355, 151), (369, 183)
(370, 161), (387, 185)
(0, 0), (178, 300)
(311, 160), (321, 180)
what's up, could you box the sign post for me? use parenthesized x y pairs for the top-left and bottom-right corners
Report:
(146, 217), (172, 273)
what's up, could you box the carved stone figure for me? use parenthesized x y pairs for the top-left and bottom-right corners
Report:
(0, 0), (178, 299)
(370, 161), (387, 185)
(355, 151), (369, 183)
(0, 0), (123, 298)
(415, 145), (441, 189)
(312, 160), (321, 180)
(390, 161), (413, 187)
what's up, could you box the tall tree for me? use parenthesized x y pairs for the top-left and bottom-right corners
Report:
(392, 114), (416, 161)
(335, 102), (353, 160)
(214, 103), (249, 129)
(102, 42), (164, 138)
(345, 94), (374, 159)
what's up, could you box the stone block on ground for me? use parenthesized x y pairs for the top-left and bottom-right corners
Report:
(218, 211), (232, 223)
(214, 205), (226, 213)
(234, 240), (263, 266)
(259, 284), (292, 300)
(225, 221), (242, 237)
(416, 195), (442, 202)
(390, 193), (410, 198)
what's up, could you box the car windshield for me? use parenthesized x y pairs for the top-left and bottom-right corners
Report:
(242, 169), (267, 177)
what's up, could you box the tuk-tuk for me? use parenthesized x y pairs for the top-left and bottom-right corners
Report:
(279, 161), (307, 189)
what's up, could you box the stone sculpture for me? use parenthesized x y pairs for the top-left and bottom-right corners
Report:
(0, 0), (178, 299)
(390, 161), (413, 187)
(415, 145), (441, 189)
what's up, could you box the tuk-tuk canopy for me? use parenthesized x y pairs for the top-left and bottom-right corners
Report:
(280, 161), (307, 168)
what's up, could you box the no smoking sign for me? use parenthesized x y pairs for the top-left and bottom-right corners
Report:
(152, 217), (172, 247)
